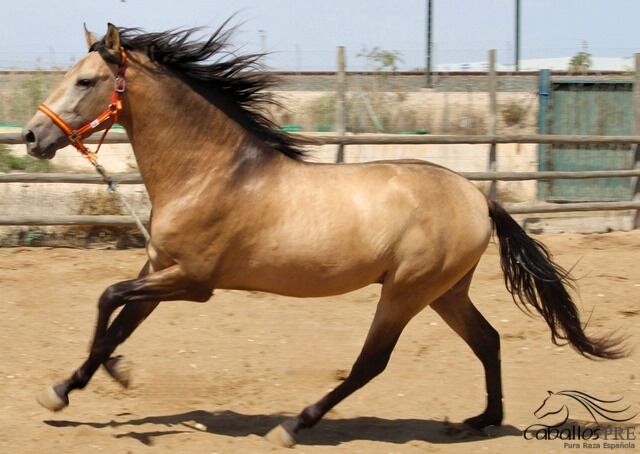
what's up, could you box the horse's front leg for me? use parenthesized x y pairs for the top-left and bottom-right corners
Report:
(37, 264), (212, 411)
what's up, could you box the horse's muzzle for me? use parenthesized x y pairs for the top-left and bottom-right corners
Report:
(22, 128), (58, 160)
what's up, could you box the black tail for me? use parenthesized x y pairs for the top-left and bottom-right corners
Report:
(488, 201), (627, 360)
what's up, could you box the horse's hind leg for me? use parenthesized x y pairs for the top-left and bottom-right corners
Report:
(266, 288), (420, 447)
(101, 261), (158, 387)
(100, 300), (160, 387)
(430, 268), (503, 429)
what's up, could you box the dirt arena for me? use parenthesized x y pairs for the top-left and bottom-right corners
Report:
(1, 231), (638, 453)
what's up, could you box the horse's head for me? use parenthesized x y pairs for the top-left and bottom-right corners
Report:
(534, 390), (567, 420)
(22, 24), (123, 160)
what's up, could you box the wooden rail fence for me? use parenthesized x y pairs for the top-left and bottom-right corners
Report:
(5, 131), (640, 145)
(1, 132), (639, 227)
(3, 47), (640, 229)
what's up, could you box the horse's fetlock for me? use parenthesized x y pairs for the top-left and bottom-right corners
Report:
(298, 405), (322, 429)
(70, 370), (89, 390)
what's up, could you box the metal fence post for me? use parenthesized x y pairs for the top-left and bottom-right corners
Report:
(633, 54), (640, 229)
(537, 69), (551, 200)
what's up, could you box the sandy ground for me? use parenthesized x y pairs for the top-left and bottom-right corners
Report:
(0, 231), (638, 454)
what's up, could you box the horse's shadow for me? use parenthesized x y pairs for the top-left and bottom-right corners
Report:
(45, 410), (521, 446)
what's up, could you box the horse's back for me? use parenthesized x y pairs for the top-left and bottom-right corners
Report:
(296, 158), (491, 245)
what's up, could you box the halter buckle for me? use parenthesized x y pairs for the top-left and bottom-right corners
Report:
(115, 76), (126, 93)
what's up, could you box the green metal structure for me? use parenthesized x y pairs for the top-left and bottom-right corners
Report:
(538, 72), (636, 201)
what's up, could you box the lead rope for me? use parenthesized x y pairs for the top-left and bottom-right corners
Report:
(91, 160), (151, 243)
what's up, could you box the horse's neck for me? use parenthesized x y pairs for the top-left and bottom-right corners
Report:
(119, 63), (245, 204)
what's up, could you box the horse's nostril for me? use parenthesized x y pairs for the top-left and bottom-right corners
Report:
(23, 129), (37, 144)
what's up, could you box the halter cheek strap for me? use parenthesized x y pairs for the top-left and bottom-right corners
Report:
(37, 48), (127, 165)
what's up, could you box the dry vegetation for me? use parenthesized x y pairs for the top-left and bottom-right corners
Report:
(66, 190), (145, 248)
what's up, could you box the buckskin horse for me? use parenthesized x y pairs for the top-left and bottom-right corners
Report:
(22, 23), (625, 447)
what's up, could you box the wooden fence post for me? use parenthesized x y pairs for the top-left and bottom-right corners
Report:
(336, 46), (346, 163)
(487, 49), (497, 199)
(633, 53), (640, 229)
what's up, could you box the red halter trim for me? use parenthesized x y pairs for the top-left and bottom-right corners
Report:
(37, 48), (127, 165)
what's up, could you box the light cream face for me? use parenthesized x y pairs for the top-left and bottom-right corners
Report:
(22, 48), (116, 159)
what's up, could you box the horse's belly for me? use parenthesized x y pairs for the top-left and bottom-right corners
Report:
(215, 253), (386, 297)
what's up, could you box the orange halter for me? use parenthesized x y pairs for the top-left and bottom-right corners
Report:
(37, 48), (127, 165)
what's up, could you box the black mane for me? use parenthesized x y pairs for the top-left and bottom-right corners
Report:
(92, 22), (307, 160)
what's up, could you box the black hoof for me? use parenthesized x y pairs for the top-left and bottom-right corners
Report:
(463, 411), (503, 430)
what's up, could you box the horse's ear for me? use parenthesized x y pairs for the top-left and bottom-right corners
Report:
(104, 23), (121, 50)
(84, 23), (98, 49)
(547, 390), (553, 396)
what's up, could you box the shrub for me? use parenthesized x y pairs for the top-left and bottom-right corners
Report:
(501, 101), (527, 127)
(0, 145), (52, 172)
(67, 190), (144, 248)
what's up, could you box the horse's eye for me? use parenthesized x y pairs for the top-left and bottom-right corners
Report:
(76, 78), (95, 88)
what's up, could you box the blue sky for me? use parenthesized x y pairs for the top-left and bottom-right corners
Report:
(2, 0), (640, 70)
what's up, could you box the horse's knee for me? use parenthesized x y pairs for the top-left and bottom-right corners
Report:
(98, 284), (125, 313)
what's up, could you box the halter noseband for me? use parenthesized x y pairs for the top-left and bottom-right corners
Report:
(37, 48), (127, 165)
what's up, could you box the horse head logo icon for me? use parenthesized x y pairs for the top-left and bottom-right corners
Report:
(533, 390), (636, 427)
